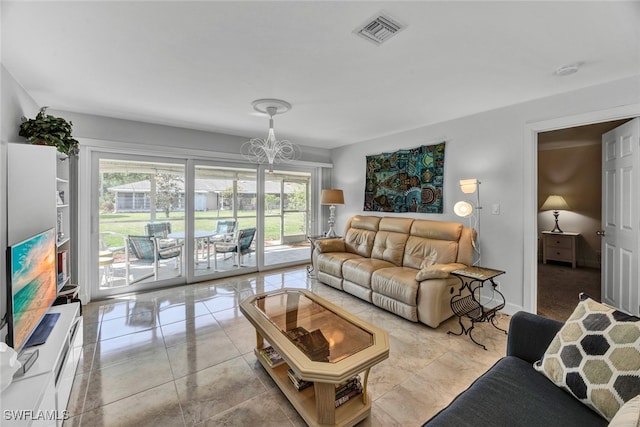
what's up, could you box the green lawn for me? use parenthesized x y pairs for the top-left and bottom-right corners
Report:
(99, 210), (306, 247)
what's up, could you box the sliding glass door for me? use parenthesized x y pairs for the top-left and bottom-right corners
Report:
(90, 151), (319, 299)
(193, 164), (257, 277)
(96, 156), (186, 296)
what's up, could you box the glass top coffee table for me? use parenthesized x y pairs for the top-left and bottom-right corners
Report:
(240, 288), (389, 427)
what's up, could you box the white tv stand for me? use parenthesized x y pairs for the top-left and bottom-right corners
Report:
(1, 303), (83, 427)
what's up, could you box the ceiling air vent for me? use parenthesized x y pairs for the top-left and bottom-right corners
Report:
(354, 13), (405, 46)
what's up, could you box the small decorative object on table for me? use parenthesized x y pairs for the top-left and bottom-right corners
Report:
(56, 211), (65, 241)
(448, 266), (507, 350)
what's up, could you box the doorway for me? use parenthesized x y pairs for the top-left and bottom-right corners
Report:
(536, 119), (631, 321)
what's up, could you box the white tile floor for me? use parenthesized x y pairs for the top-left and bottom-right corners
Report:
(65, 266), (508, 426)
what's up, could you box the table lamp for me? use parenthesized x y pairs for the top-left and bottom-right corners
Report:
(321, 189), (344, 237)
(540, 195), (570, 233)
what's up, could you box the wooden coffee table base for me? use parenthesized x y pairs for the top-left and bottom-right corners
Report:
(254, 348), (371, 426)
(243, 289), (389, 427)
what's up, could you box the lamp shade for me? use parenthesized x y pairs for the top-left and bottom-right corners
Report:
(454, 201), (473, 217)
(321, 189), (344, 205)
(459, 179), (479, 194)
(540, 195), (570, 211)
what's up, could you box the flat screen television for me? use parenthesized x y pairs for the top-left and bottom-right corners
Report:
(6, 228), (58, 354)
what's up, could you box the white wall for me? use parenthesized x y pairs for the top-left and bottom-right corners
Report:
(1, 66), (40, 142)
(330, 75), (640, 315)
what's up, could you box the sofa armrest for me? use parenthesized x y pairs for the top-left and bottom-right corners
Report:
(416, 262), (467, 281)
(316, 238), (345, 253)
(506, 311), (563, 364)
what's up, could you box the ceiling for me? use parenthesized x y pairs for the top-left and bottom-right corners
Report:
(2, 1), (639, 150)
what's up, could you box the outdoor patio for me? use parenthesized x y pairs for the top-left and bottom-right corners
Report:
(99, 242), (311, 289)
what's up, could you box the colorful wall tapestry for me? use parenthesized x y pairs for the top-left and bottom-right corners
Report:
(364, 142), (445, 213)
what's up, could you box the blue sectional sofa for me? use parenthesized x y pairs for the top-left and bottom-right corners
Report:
(423, 311), (607, 427)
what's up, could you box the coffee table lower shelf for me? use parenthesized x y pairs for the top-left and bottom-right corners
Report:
(254, 348), (371, 427)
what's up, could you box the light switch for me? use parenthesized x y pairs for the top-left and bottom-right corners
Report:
(491, 204), (500, 215)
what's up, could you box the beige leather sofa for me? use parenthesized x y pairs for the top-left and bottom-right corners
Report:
(313, 215), (476, 328)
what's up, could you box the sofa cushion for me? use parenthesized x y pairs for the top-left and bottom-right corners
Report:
(534, 298), (640, 421)
(343, 258), (396, 288)
(411, 219), (462, 240)
(378, 216), (414, 233)
(317, 252), (363, 277)
(371, 230), (409, 265)
(349, 215), (381, 231)
(403, 236), (459, 269)
(424, 356), (607, 427)
(344, 227), (377, 257)
(371, 267), (419, 305)
(419, 247), (439, 268)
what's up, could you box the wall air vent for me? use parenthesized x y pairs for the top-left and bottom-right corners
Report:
(354, 13), (405, 46)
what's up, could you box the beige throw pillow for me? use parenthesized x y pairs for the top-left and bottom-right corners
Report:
(534, 298), (640, 421)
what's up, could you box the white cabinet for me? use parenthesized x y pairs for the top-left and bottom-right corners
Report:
(8, 143), (75, 295)
(0, 303), (82, 427)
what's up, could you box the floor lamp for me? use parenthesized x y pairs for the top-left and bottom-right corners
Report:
(321, 189), (344, 237)
(454, 179), (481, 265)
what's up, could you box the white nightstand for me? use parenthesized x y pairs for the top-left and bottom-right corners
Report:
(542, 231), (580, 268)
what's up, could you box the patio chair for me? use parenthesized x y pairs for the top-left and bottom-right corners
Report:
(145, 222), (171, 237)
(209, 220), (237, 243)
(125, 234), (183, 285)
(213, 227), (256, 270)
(145, 222), (176, 248)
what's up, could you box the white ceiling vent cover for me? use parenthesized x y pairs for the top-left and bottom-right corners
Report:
(355, 13), (406, 46)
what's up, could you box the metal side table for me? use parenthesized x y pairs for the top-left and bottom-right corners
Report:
(448, 266), (507, 350)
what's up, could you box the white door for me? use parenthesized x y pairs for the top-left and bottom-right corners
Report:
(601, 118), (640, 315)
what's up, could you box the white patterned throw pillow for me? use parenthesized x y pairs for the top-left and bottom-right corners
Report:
(534, 298), (640, 421)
